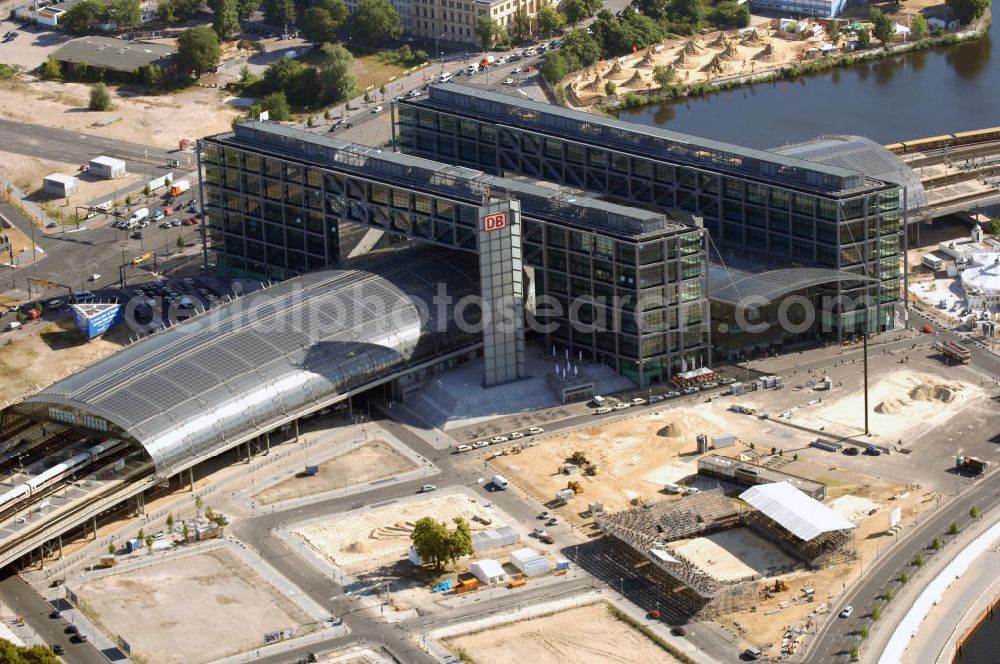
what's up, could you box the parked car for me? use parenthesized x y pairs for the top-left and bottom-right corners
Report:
(527, 426), (544, 435)
(539, 534), (555, 544)
(840, 605), (854, 618)
(502, 77), (514, 85)
(532, 527), (548, 538)
(472, 440), (489, 449)
(922, 324), (934, 333)
(419, 484), (437, 493)
(182, 216), (199, 226)
(52, 644), (65, 655)
(152, 211), (165, 221)
(490, 435), (508, 444)
(371, 105), (383, 113)
(509, 431), (524, 439)
(537, 511), (549, 520)
(843, 446), (860, 456)
(682, 387), (698, 395)
(131, 231), (143, 240)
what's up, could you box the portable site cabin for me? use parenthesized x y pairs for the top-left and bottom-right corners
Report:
(89, 156), (127, 179)
(43, 173), (79, 197)
(470, 559), (507, 585)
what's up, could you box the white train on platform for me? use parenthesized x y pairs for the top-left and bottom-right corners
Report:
(0, 440), (119, 512)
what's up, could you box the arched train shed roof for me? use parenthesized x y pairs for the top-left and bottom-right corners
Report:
(11, 252), (479, 477)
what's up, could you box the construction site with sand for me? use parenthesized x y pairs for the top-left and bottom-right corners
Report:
(74, 545), (321, 664)
(443, 601), (683, 664)
(294, 491), (505, 575)
(254, 438), (419, 505)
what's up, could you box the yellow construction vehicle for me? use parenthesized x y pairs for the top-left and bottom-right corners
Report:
(585, 464), (598, 476)
(567, 480), (584, 494)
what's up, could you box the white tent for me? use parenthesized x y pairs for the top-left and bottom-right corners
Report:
(740, 481), (855, 541)
(470, 559), (507, 585)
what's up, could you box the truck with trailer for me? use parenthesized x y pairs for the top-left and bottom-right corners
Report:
(956, 456), (989, 476)
(169, 180), (190, 197)
(936, 341), (971, 365)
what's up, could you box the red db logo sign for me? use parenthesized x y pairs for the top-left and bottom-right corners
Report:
(483, 212), (507, 232)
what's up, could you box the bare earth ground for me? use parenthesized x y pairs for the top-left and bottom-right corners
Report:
(787, 369), (979, 440)
(254, 439), (417, 505)
(669, 528), (796, 583)
(0, 319), (126, 408)
(0, 150), (145, 209)
(296, 492), (496, 573)
(444, 602), (682, 664)
(0, 76), (237, 150)
(78, 548), (314, 664)
(491, 408), (732, 519)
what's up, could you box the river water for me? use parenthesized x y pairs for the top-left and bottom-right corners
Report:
(617, 6), (997, 148)
(957, 602), (1000, 663)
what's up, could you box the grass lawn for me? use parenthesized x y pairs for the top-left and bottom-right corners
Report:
(299, 50), (410, 93)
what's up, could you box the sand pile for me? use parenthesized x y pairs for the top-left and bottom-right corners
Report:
(874, 398), (906, 415)
(657, 411), (716, 438)
(755, 43), (778, 62)
(909, 382), (964, 403)
(742, 30), (765, 45)
(720, 41), (742, 61)
(703, 54), (733, 74)
(606, 61), (629, 80)
(582, 74), (602, 91)
(673, 51), (696, 69)
(710, 33), (731, 48)
(636, 50), (655, 67)
(624, 70), (647, 87)
(683, 39), (706, 55)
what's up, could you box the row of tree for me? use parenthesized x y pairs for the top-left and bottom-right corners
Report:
(236, 41), (355, 118)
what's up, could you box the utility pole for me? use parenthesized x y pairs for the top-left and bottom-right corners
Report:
(863, 292), (870, 436)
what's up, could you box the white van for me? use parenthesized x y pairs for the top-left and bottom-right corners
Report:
(437, 72), (453, 83)
(491, 474), (509, 490)
(592, 395), (606, 407)
(129, 208), (150, 224)
(6, 321), (21, 331)
(663, 483), (683, 494)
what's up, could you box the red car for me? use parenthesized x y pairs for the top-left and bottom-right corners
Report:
(162, 206), (173, 215)
(922, 324), (934, 333)
(182, 216), (199, 226)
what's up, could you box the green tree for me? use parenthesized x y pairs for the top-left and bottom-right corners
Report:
(989, 219), (1000, 236)
(900, 572), (909, 584)
(652, 64), (675, 88)
(106, 0), (142, 28)
(157, 0), (204, 24)
(137, 528), (145, 541)
(970, 505), (980, 519)
(670, 0), (706, 25)
(512, 7), (531, 41)
(176, 235), (186, 248)
(316, 42), (356, 104)
(885, 588), (894, 601)
(850, 645), (860, 661)
(562, 0), (587, 25)
(182, 522), (190, 541)
(946, 0), (989, 24)
(475, 15), (500, 49)
(194, 495), (203, 512)
(857, 28), (871, 48)
(860, 625), (869, 639)
(211, 0), (241, 40)
(871, 10), (895, 45)
(541, 50), (570, 83)
(89, 82), (113, 111)
(537, 5), (565, 37)
(911, 14), (928, 39)
(348, 0), (402, 45)
(302, 6), (337, 43)
(261, 91), (291, 119)
(166, 513), (175, 530)
(143, 184), (151, 197)
(604, 80), (616, 96)
(559, 28), (602, 68)
(262, 0), (296, 27)
(108, 542), (116, 554)
(931, 537), (941, 550)
(411, 516), (453, 570)
(76, 60), (90, 81)
(316, 0), (348, 26)
(712, 1), (749, 28)
(177, 26), (221, 77)
(914, 552), (925, 567)
(950, 521), (960, 535)
(145, 535), (153, 552)
(236, 0), (258, 20)
(872, 605), (882, 621)
(40, 56), (62, 81)
(448, 517), (474, 561)
(61, 0), (107, 35)
(140, 63), (163, 90)
(0, 640), (61, 664)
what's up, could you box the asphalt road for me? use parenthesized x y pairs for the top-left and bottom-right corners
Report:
(0, 575), (106, 664)
(807, 469), (1000, 663)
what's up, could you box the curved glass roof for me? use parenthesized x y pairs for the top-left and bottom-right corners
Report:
(708, 264), (876, 305)
(772, 135), (927, 211)
(14, 251), (479, 476)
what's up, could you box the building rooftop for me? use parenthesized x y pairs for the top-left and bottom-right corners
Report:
(740, 481), (855, 541)
(771, 135), (926, 211)
(707, 264), (877, 305)
(53, 36), (175, 73)
(43, 173), (78, 184)
(12, 249), (480, 478)
(217, 122), (691, 239)
(410, 84), (886, 195)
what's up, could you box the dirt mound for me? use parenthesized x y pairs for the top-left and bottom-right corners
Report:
(874, 398), (906, 415)
(755, 43), (778, 62)
(657, 411), (715, 438)
(703, 54), (733, 74)
(623, 70), (647, 87)
(684, 39), (706, 55)
(909, 383), (963, 403)
(605, 60), (629, 80)
(673, 51), (697, 69)
(742, 30), (765, 45)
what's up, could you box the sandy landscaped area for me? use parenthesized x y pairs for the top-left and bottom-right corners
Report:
(491, 408), (730, 516)
(296, 492), (497, 573)
(255, 439), (417, 504)
(0, 76), (237, 150)
(0, 320), (126, 409)
(789, 369), (978, 439)
(444, 602), (682, 664)
(669, 528), (795, 583)
(78, 548), (314, 664)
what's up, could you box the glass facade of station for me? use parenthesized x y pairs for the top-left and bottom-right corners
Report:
(395, 85), (903, 336)
(199, 122), (710, 386)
